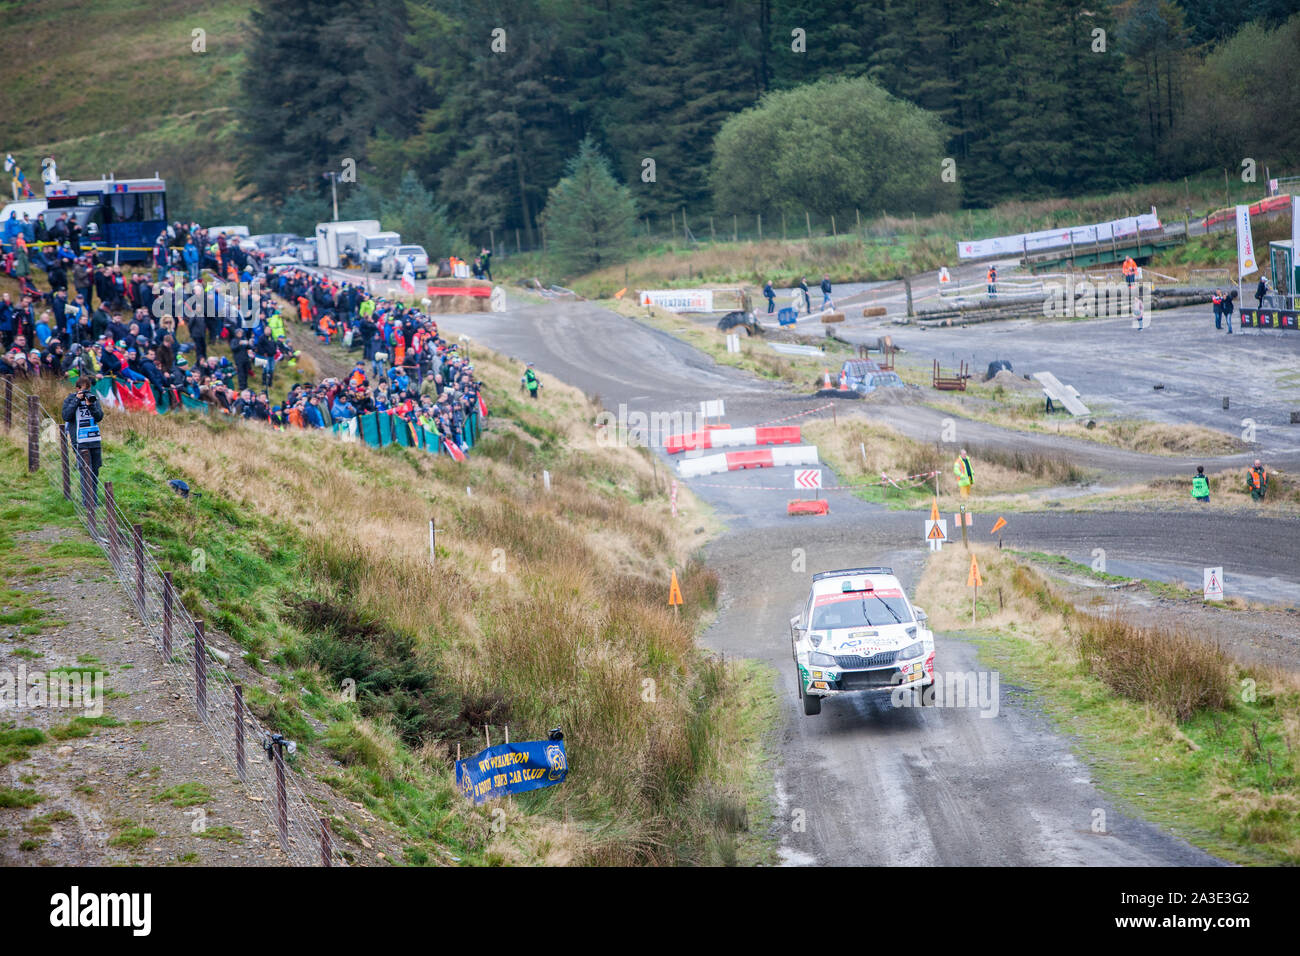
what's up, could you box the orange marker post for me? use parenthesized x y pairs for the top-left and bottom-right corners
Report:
(990, 515), (1006, 550)
(967, 553), (983, 623)
(669, 569), (684, 617)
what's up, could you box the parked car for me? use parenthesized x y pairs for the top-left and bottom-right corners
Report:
(362, 231), (402, 272)
(298, 237), (318, 265)
(381, 244), (430, 279)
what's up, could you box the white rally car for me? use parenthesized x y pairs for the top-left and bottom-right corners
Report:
(791, 567), (935, 715)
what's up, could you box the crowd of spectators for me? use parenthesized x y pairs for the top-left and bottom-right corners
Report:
(0, 220), (487, 457)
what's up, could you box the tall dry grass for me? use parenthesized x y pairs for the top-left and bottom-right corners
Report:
(59, 341), (736, 863)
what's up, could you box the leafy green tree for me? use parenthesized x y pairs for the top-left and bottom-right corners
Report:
(1168, 13), (1300, 173)
(710, 76), (958, 217)
(537, 138), (637, 272)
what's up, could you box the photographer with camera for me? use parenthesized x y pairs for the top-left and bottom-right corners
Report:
(61, 375), (105, 511)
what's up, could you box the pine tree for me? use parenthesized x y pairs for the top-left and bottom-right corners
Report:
(239, 0), (420, 199)
(538, 138), (637, 272)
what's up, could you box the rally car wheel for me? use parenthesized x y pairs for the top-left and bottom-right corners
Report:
(802, 687), (822, 716)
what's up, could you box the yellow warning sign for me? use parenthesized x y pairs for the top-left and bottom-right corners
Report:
(927, 522), (946, 540)
(967, 554), (983, 588)
(668, 569), (683, 606)
(990, 516), (1007, 534)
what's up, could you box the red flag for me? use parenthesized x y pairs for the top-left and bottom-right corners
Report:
(114, 379), (157, 413)
(445, 441), (466, 462)
(477, 393), (488, 418)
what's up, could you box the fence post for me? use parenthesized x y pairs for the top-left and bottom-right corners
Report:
(100, 482), (119, 563)
(132, 523), (144, 611)
(162, 570), (173, 659)
(59, 428), (70, 499)
(234, 684), (246, 783)
(320, 816), (332, 867)
(806, 210), (812, 239)
(194, 619), (207, 717)
(275, 742), (289, 854)
(82, 448), (97, 540)
(757, 214), (762, 242)
(27, 395), (39, 471)
(4, 378), (11, 429)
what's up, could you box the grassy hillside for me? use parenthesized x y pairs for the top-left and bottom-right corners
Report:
(0, 0), (249, 197)
(6, 346), (776, 865)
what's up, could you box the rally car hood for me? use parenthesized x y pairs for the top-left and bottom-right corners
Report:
(813, 623), (916, 654)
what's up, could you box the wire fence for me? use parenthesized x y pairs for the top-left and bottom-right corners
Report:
(4, 378), (344, 867)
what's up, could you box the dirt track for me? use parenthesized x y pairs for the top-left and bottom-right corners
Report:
(437, 296), (1300, 865)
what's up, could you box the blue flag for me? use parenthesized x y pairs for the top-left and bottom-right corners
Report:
(456, 739), (568, 804)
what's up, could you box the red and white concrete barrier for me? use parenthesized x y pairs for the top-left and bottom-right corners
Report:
(665, 425), (802, 454)
(677, 444), (819, 477)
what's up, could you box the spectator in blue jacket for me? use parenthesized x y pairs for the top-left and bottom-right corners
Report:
(182, 239), (200, 281)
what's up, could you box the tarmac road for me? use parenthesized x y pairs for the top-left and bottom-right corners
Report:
(439, 297), (1296, 865)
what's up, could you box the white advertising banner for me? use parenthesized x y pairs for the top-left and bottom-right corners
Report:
(640, 288), (715, 312)
(1236, 205), (1258, 278)
(956, 210), (1162, 260)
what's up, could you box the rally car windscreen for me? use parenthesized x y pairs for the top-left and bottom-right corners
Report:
(811, 594), (913, 629)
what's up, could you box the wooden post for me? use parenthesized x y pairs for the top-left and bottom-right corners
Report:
(194, 619), (207, 717)
(515, 228), (521, 254)
(489, 226), (495, 256)
(681, 206), (687, 240)
(4, 378), (11, 429)
(59, 428), (70, 500)
(671, 210), (676, 238)
(320, 816), (332, 867)
(105, 482), (118, 565)
(782, 211), (787, 240)
(234, 683), (246, 783)
(805, 210), (812, 239)
(428, 517), (436, 566)
(162, 571), (173, 659)
(960, 504), (969, 550)
(757, 214), (762, 242)
(274, 741), (288, 853)
(26, 395), (39, 472)
(856, 208), (862, 234)
(732, 214), (737, 242)
(710, 216), (715, 241)
(831, 214), (837, 238)
(132, 523), (144, 610)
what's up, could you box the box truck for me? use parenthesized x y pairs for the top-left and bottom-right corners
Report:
(314, 220), (380, 269)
